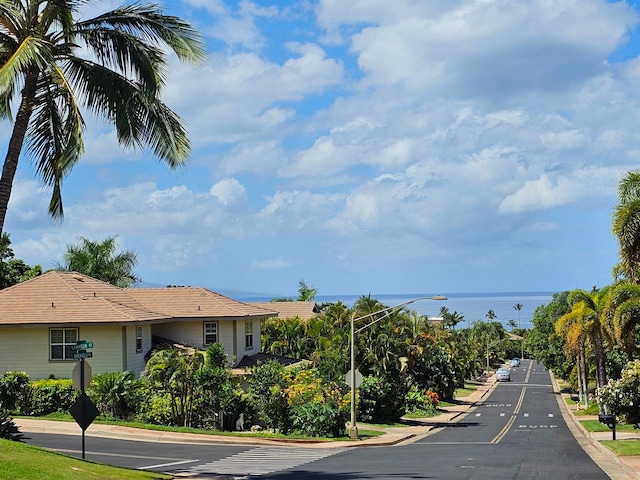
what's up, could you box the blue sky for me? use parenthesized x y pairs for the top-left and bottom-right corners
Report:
(3, 0), (640, 297)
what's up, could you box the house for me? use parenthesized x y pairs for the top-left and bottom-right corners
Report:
(0, 271), (277, 379)
(249, 301), (320, 321)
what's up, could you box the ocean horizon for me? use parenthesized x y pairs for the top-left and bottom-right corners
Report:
(237, 291), (556, 330)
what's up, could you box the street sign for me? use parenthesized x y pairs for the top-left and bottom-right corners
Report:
(70, 392), (100, 459)
(70, 393), (99, 431)
(73, 351), (93, 359)
(345, 369), (363, 388)
(72, 361), (92, 391)
(72, 341), (93, 350)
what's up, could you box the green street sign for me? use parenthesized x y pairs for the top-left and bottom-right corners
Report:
(73, 351), (93, 359)
(72, 341), (93, 351)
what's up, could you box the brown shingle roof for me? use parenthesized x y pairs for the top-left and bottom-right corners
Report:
(250, 301), (319, 320)
(0, 271), (169, 325)
(126, 287), (278, 319)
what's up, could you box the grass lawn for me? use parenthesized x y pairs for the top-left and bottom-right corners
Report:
(0, 439), (170, 480)
(17, 414), (384, 442)
(455, 384), (478, 398)
(601, 439), (640, 456)
(579, 420), (638, 433)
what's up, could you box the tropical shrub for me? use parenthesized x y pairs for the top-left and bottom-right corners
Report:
(247, 361), (292, 433)
(286, 367), (349, 437)
(135, 390), (173, 425)
(0, 409), (23, 442)
(405, 385), (440, 416)
(358, 374), (407, 423)
(87, 371), (140, 420)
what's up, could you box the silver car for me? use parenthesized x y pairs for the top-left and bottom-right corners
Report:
(496, 368), (511, 381)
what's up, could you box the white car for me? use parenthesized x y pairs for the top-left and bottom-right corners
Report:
(510, 358), (521, 367)
(496, 368), (511, 381)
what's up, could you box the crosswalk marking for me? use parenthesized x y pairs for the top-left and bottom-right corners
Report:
(185, 447), (347, 476)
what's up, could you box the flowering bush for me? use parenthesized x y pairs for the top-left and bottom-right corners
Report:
(405, 385), (440, 416)
(597, 360), (640, 427)
(286, 367), (349, 437)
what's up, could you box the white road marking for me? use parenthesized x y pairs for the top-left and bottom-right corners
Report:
(185, 447), (347, 477)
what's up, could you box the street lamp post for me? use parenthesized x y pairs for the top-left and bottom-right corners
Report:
(348, 295), (447, 440)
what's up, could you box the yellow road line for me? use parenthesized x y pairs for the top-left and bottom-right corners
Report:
(491, 387), (527, 444)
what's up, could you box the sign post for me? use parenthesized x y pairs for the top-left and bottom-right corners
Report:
(69, 340), (97, 459)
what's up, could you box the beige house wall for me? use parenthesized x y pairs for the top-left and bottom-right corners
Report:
(122, 324), (152, 376)
(0, 325), (131, 380)
(0, 320), (262, 379)
(151, 318), (260, 366)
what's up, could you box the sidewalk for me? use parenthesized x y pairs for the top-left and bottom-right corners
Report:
(15, 377), (496, 449)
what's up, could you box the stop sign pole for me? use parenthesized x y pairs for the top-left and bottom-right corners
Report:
(70, 341), (97, 459)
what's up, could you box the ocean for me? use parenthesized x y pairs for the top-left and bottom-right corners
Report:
(238, 292), (555, 330)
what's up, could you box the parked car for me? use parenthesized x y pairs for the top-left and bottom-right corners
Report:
(496, 368), (511, 381)
(510, 358), (521, 367)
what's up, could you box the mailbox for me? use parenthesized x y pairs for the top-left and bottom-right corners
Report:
(598, 414), (616, 429)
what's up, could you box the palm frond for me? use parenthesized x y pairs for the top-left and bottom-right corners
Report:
(76, 3), (206, 64)
(0, 36), (51, 90)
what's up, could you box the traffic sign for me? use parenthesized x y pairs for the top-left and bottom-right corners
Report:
(73, 351), (93, 359)
(72, 361), (92, 391)
(345, 369), (363, 388)
(72, 341), (93, 351)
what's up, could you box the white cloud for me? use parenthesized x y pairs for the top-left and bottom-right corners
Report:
(210, 178), (246, 205)
(499, 167), (622, 213)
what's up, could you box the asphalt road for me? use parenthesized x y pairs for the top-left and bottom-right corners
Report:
(24, 360), (612, 479)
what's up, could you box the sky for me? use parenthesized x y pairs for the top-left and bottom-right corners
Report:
(3, 0), (640, 298)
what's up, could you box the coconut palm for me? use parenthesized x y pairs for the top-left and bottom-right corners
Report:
(603, 281), (640, 359)
(55, 235), (139, 287)
(556, 312), (589, 407)
(0, 0), (206, 234)
(612, 170), (640, 283)
(513, 303), (523, 328)
(557, 288), (613, 389)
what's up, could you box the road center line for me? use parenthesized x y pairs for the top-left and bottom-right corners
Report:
(491, 387), (527, 444)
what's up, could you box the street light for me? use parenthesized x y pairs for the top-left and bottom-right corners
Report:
(348, 295), (447, 439)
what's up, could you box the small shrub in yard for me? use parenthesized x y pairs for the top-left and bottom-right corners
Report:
(0, 409), (24, 442)
(405, 385), (440, 416)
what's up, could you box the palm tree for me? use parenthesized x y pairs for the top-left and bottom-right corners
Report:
(297, 279), (317, 301)
(513, 303), (523, 328)
(603, 281), (640, 359)
(55, 235), (139, 287)
(0, 1), (206, 235)
(486, 310), (497, 321)
(440, 306), (465, 330)
(612, 170), (640, 283)
(557, 288), (612, 389)
(556, 312), (589, 407)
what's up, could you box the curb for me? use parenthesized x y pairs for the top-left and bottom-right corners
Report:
(550, 372), (640, 479)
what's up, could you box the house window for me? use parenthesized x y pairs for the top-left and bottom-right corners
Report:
(50, 328), (78, 360)
(136, 326), (143, 353)
(245, 320), (254, 349)
(204, 322), (218, 345)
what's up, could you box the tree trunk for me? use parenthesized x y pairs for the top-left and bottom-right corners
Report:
(0, 72), (38, 235)
(593, 333), (608, 389)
